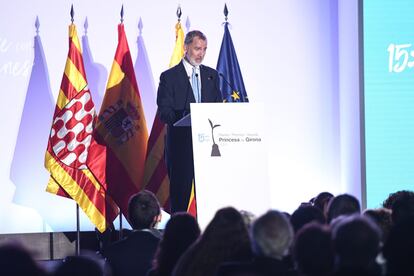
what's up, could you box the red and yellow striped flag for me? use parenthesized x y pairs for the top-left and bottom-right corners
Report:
(45, 24), (118, 233)
(142, 111), (170, 211)
(187, 179), (197, 217)
(93, 23), (148, 220)
(142, 22), (185, 212)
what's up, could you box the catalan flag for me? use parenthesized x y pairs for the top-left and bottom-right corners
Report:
(93, 23), (148, 219)
(142, 21), (186, 213)
(45, 23), (118, 233)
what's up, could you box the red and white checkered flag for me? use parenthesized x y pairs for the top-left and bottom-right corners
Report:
(49, 87), (95, 169)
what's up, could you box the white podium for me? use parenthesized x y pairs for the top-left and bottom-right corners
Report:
(190, 102), (271, 229)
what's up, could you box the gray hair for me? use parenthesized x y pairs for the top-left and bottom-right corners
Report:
(251, 210), (294, 259)
(184, 30), (207, 45)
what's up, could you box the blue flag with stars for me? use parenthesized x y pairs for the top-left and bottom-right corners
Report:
(216, 22), (248, 102)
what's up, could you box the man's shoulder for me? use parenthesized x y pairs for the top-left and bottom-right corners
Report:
(161, 62), (184, 76)
(201, 64), (218, 74)
(127, 229), (162, 242)
(104, 231), (160, 256)
(201, 64), (216, 71)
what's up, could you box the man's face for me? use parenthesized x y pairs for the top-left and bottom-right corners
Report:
(185, 36), (207, 66)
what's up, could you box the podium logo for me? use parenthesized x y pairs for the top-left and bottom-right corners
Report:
(209, 119), (221, 157)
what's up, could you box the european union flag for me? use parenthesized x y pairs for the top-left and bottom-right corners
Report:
(216, 22), (248, 102)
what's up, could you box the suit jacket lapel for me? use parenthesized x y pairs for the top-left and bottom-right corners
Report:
(177, 61), (196, 103)
(200, 65), (209, 102)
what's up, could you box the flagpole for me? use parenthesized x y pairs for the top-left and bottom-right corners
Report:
(119, 212), (123, 239)
(70, 4), (74, 24)
(120, 4), (124, 23)
(118, 4), (124, 241)
(76, 203), (80, 256)
(177, 5), (182, 22)
(70, 4), (81, 257)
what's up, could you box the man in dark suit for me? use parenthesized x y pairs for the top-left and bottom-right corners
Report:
(103, 190), (162, 276)
(157, 30), (222, 213)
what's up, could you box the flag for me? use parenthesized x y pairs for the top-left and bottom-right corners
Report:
(168, 22), (185, 67)
(93, 23), (148, 219)
(44, 23), (118, 233)
(134, 18), (157, 132)
(216, 22), (249, 102)
(142, 21), (186, 214)
(187, 180), (197, 217)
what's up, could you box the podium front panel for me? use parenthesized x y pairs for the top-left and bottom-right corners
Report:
(190, 102), (270, 229)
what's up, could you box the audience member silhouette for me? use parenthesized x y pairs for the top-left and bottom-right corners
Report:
(382, 190), (412, 209)
(331, 215), (381, 276)
(383, 216), (414, 275)
(217, 210), (296, 276)
(148, 212), (200, 276)
(293, 223), (334, 276)
(53, 254), (104, 276)
(103, 190), (162, 276)
(326, 194), (360, 223)
(363, 208), (392, 243)
(172, 207), (252, 276)
(312, 192), (333, 218)
(388, 190), (414, 225)
(290, 205), (325, 233)
(0, 242), (46, 276)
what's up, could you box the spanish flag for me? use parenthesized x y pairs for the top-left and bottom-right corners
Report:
(93, 23), (148, 220)
(45, 23), (118, 233)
